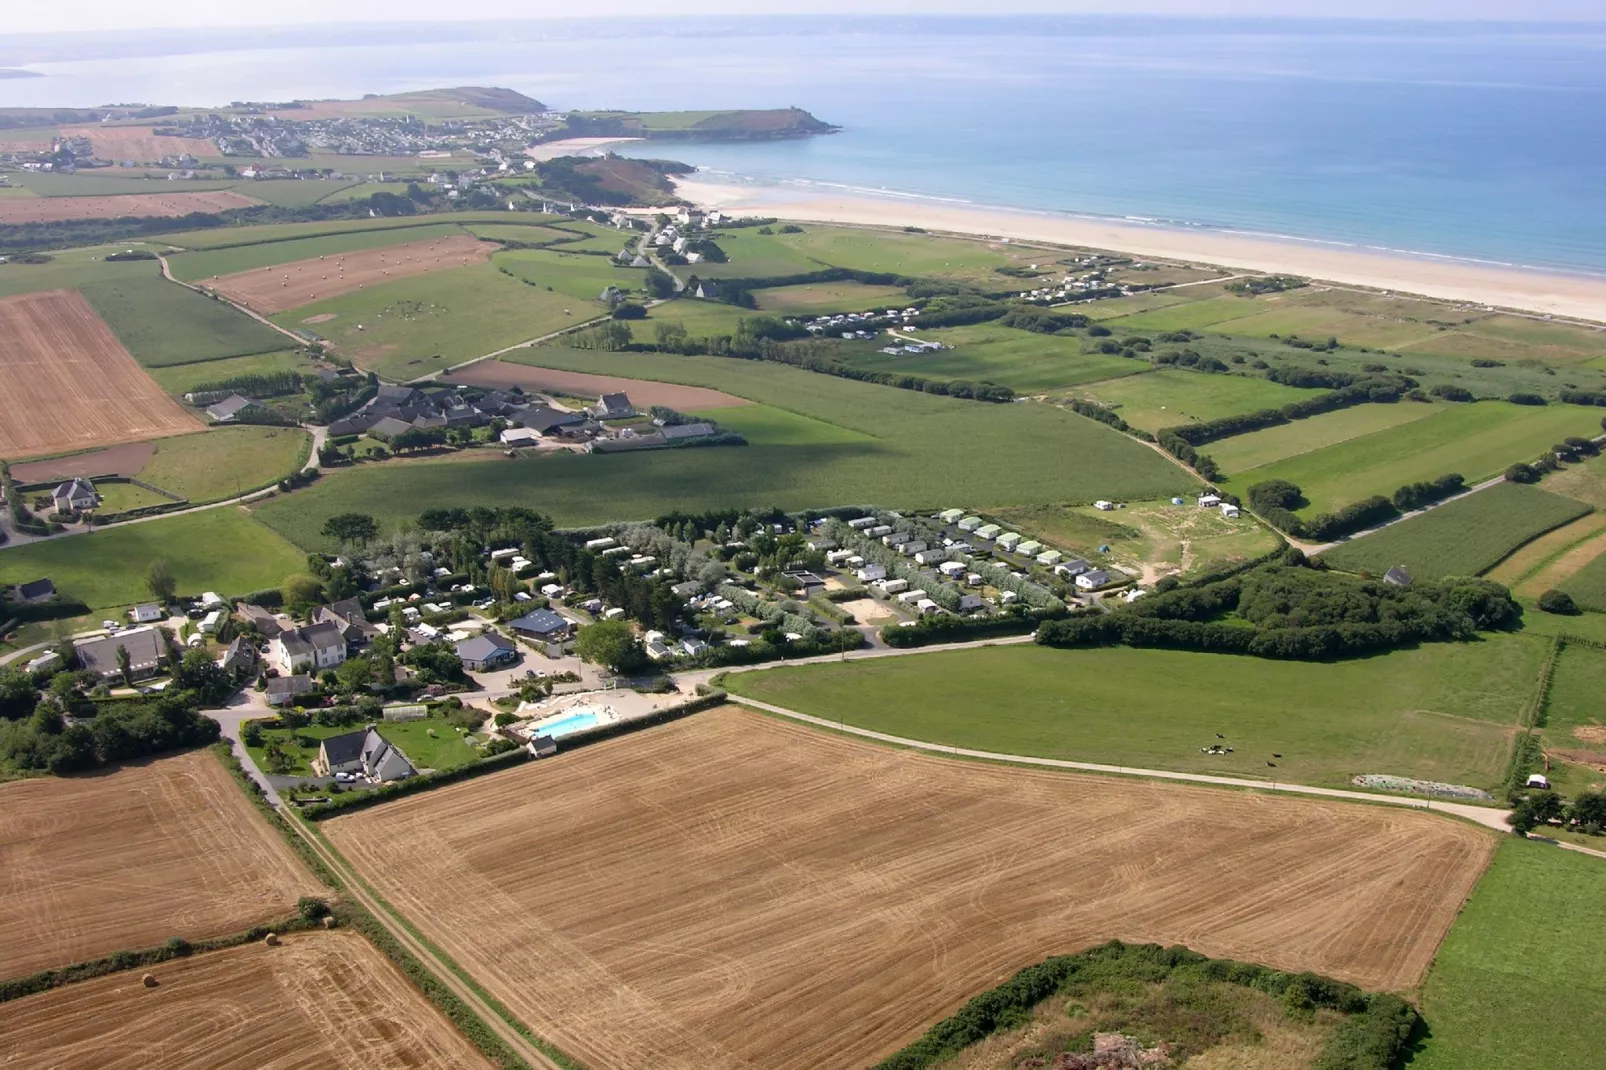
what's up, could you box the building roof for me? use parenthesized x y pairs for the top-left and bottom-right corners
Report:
(510, 609), (570, 636)
(16, 577), (55, 600)
(455, 632), (516, 663)
(205, 394), (256, 421)
(517, 405), (586, 433)
(661, 422), (716, 440)
(54, 478), (95, 501)
(1384, 565), (1413, 586)
(76, 627), (165, 675)
(375, 385), (423, 404)
(320, 727), (369, 765)
(596, 392), (632, 414)
(368, 416), (415, 438)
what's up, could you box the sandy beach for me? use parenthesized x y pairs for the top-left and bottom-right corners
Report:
(677, 178), (1606, 324)
(525, 137), (644, 162)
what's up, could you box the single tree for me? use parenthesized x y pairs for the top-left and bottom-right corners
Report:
(115, 644), (133, 688)
(146, 558), (177, 604)
(321, 513), (379, 546)
(281, 573), (325, 611)
(574, 619), (647, 675)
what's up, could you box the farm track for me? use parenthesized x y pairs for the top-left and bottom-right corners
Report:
(324, 706), (1494, 1070)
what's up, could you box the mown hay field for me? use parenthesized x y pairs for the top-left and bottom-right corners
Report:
(1485, 512), (1606, 595)
(1559, 547), (1606, 613)
(1318, 482), (1592, 580)
(325, 707), (1493, 1070)
(136, 425), (311, 503)
(0, 289), (201, 459)
(0, 751), (320, 979)
(0, 930), (495, 1069)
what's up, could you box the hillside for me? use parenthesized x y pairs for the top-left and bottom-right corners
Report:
(556, 107), (838, 142)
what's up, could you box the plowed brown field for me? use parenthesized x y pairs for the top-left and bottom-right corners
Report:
(0, 190), (259, 223)
(60, 126), (216, 163)
(326, 707), (1494, 1070)
(205, 235), (497, 314)
(451, 358), (749, 410)
(0, 930), (495, 1069)
(0, 751), (321, 978)
(0, 290), (200, 459)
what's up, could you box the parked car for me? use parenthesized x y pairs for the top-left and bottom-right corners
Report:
(335, 772), (355, 783)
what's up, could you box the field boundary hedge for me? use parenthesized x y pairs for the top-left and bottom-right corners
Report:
(870, 939), (1419, 1070)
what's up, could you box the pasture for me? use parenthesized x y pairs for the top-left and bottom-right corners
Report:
(0, 508), (306, 610)
(1226, 401), (1604, 514)
(671, 228), (823, 279)
(79, 273), (288, 367)
(0, 930), (496, 1069)
(0, 750), (319, 979)
(0, 190), (259, 223)
(492, 246), (648, 303)
(1205, 400), (1441, 474)
(770, 224), (1053, 285)
(1412, 839), (1606, 1070)
(1559, 548), (1606, 613)
(724, 640), (1541, 792)
(1317, 482), (1592, 579)
(843, 323), (1145, 391)
(1072, 368), (1319, 433)
(325, 707), (1492, 1069)
(253, 348), (1191, 546)
(165, 222), (469, 281)
(147, 349), (313, 395)
(0, 289), (200, 459)
(752, 279), (909, 314)
(206, 234), (497, 315)
(137, 426), (311, 503)
(1484, 512), (1606, 597)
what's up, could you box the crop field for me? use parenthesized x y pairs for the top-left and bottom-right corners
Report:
(843, 323), (1146, 391)
(492, 246), (648, 302)
(0, 750), (319, 979)
(146, 349), (313, 395)
(0, 930), (496, 1069)
(136, 426), (310, 502)
(449, 357), (748, 409)
(1205, 400), (1442, 474)
(688, 402), (873, 446)
(1412, 839), (1606, 1070)
(1558, 547), (1606, 612)
(1318, 482), (1591, 578)
(0, 190), (260, 223)
(1400, 314), (1606, 367)
(0, 508), (306, 610)
(78, 273), (289, 367)
(269, 263), (582, 379)
(204, 234), (496, 314)
(165, 221), (470, 280)
(0, 289), (201, 459)
(1082, 289), (1204, 320)
(1226, 401), (1604, 514)
(726, 640), (1538, 792)
(325, 707), (1492, 1069)
(752, 279), (910, 314)
(254, 347), (1191, 545)
(1485, 511), (1606, 597)
(1072, 368), (1318, 433)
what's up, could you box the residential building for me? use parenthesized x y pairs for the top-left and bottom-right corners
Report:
(75, 627), (166, 681)
(592, 392), (635, 418)
(265, 673), (315, 706)
(313, 598), (378, 648)
(219, 635), (257, 676)
(313, 726), (415, 782)
(128, 603), (163, 623)
(509, 609), (573, 641)
(235, 601), (287, 639)
(456, 632), (519, 671)
(1074, 569), (1112, 590)
(271, 622), (348, 674)
(52, 478), (96, 513)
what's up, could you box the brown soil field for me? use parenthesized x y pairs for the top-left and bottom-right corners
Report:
(6, 441), (156, 482)
(0, 750), (321, 978)
(0, 930), (495, 1069)
(0, 290), (201, 460)
(451, 358), (750, 410)
(205, 235), (497, 314)
(0, 190), (260, 223)
(60, 125), (217, 162)
(325, 707), (1494, 1070)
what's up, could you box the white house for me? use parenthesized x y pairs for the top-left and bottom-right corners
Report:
(938, 560), (968, 578)
(1094, 500), (1114, 511)
(52, 478), (96, 513)
(314, 727), (414, 782)
(857, 564), (887, 582)
(272, 622), (347, 674)
(1074, 569), (1111, 590)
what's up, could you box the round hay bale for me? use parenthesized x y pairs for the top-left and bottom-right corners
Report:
(141, 973), (158, 987)
(322, 915), (338, 930)
(263, 932), (281, 947)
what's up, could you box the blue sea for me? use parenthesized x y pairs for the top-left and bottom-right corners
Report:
(4, 16), (1604, 274)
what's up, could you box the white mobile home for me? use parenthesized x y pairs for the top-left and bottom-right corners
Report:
(938, 508), (965, 524)
(878, 578), (910, 595)
(958, 515), (983, 531)
(975, 524), (1002, 540)
(996, 532), (1023, 552)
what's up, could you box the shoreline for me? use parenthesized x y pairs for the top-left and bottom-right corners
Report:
(674, 177), (1606, 324)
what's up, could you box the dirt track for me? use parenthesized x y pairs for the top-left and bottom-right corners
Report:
(0, 190), (259, 223)
(0, 930), (495, 1069)
(451, 358), (750, 410)
(205, 234), (497, 314)
(0, 290), (200, 459)
(60, 126), (216, 163)
(0, 751), (321, 978)
(326, 707), (1494, 1070)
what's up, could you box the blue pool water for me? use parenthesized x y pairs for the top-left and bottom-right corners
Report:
(533, 711), (600, 739)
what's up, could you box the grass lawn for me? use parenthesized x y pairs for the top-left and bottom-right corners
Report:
(991, 498), (1282, 579)
(94, 482), (175, 511)
(1318, 483), (1592, 580)
(1411, 838), (1606, 1070)
(1072, 368), (1319, 433)
(842, 323), (1146, 392)
(1206, 400), (1441, 475)
(0, 508), (305, 609)
(247, 716), (481, 777)
(147, 350), (315, 395)
(272, 263), (584, 379)
(725, 640), (1539, 792)
(136, 426), (311, 502)
(752, 280), (909, 315)
(79, 273), (288, 367)
(638, 298), (752, 338)
(167, 222), (470, 280)
(252, 347), (1190, 548)
(1226, 402), (1605, 514)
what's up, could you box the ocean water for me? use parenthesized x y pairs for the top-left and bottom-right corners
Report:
(4, 16), (1605, 273)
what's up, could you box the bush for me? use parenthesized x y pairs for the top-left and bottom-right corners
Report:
(1538, 589), (1579, 615)
(1508, 392), (1547, 406)
(1505, 462), (1539, 484)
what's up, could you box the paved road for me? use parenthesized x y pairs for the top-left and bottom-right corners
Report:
(208, 694), (283, 806)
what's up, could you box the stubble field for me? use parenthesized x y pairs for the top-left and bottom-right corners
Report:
(0, 289), (200, 459)
(0, 930), (495, 1069)
(326, 707), (1493, 1070)
(0, 750), (320, 978)
(204, 234), (497, 314)
(0, 190), (259, 223)
(449, 358), (749, 409)
(59, 125), (216, 162)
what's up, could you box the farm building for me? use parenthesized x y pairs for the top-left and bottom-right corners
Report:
(204, 394), (258, 423)
(52, 479), (96, 513)
(499, 427), (540, 446)
(510, 609), (573, 641)
(74, 627), (166, 681)
(456, 632), (518, 671)
(1074, 569), (1112, 590)
(265, 673), (316, 706)
(313, 726), (415, 782)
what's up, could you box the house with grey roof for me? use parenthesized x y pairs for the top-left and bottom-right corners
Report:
(509, 609), (572, 641)
(265, 673), (315, 706)
(52, 479), (96, 513)
(75, 627), (167, 681)
(456, 631), (518, 671)
(271, 621), (347, 674)
(591, 392), (634, 418)
(313, 726), (415, 782)
(204, 394), (258, 422)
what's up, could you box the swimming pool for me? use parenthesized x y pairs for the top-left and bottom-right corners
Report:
(531, 711), (600, 739)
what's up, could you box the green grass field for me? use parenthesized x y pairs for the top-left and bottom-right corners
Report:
(674, 230), (824, 279)
(150, 213), (537, 250)
(252, 346), (1191, 547)
(6, 172), (239, 197)
(273, 263), (585, 379)
(1412, 838), (1606, 1070)
(1558, 547), (1606, 612)
(841, 323), (1146, 391)
(94, 482), (174, 512)
(78, 273), (288, 367)
(752, 280), (909, 315)
(1073, 368), (1319, 433)
(137, 426), (311, 502)
(725, 640), (1539, 792)
(1226, 402), (1605, 513)
(638, 298), (752, 338)
(168, 222), (470, 280)
(146, 349), (314, 395)
(1541, 641), (1606, 743)
(226, 179), (361, 208)
(0, 508), (305, 609)
(492, 247), (648, 302)
(1206, 400), (1443, 474)
(768, 225), (1048, 285)
(688, 402), (870, 446)
(1318, 482), (1592, 579)
(314, 181), (407, 204)
(991, 498), (1282, 579)
(0, 247), (154, 298)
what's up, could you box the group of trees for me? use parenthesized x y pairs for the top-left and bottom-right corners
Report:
(1509, 788), (1606, 836)
(1246, 473), (1464, 543)
(1160, 375), (1417, 450)
(0, 688), (221, 776)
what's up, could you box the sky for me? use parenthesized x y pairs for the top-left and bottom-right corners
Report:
(7, 1), (1605, 35)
